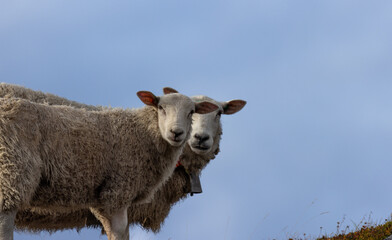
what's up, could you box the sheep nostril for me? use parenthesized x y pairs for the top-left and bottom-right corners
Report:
(171, 129), (184, 139)
(194, 134), (209, 143)
(201, 135), (210, 142)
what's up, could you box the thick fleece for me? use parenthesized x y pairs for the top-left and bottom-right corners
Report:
(0, 84), (221, 232)
(0, 98), (184, 217)
(0, 83), (101, 111)
(15, 136), (221, 233)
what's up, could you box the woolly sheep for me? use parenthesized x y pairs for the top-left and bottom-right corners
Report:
(0, 86), (218, 240)
(133, 88), (247, 231)
(0, 82), (102, 111)
(0, 84), (246, 235)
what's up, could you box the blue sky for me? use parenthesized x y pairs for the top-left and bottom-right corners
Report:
(1, 1), (392, 239)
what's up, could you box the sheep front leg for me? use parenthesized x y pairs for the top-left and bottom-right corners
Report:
(90, 208), (129, 240)
(0, 210), (16, 240)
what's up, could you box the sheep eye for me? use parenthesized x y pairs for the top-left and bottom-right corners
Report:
(188, 110), (195, 117)
(216, 111), (222, 117)
(158, 105), (166, 114)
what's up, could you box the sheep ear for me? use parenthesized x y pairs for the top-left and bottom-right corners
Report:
(163, 87), (179, 95)
(222, 100), (246, 115)
(137, 91), (159, 107)
(195, 101), (219, 114)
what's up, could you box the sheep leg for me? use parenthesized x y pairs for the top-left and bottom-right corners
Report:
(90, 207), (129, 240)
(0, 210), (16, 240)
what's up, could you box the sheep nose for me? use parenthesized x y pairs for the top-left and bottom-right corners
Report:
(194, 134), (210, 144)
(170, 129), (184, 139)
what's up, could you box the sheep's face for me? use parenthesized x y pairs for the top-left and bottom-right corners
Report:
(137, 91), (219, 147)
(188, 96), (222, 154)
(189, 96), (247, 155)
(157, 94), (195, 146)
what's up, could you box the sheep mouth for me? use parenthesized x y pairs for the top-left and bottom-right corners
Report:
(191, 145), (211, 151)
(168, 138), (185, 146)
(194, 146), (209, 150)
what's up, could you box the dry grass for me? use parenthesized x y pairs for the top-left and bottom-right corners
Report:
(286, 214), (392, 240)
(317, 219), (392, 240)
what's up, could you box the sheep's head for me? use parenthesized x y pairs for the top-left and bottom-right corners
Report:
(188, 96), (246, 154)
(137, 90), (219, 147)
(163, 87), (247, 155)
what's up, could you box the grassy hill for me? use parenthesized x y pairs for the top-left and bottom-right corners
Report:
(287, 215), (392, 240)
(316, 219), (392, 240)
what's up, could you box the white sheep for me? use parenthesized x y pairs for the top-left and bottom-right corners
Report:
(0, 88), (218, 240)
(0, 84), (246, 235)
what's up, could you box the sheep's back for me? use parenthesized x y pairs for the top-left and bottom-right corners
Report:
(0, 83), (101, 111)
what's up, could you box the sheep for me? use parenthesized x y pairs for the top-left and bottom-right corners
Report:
(124, 89), (246, 231)
(0, 86), (219, 240)
(0, 82), (102, 111)
(0, 84), (246, 236)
